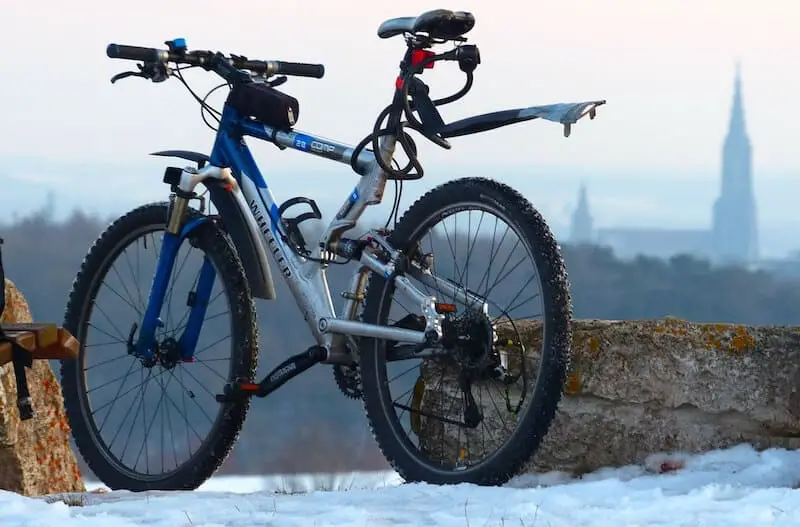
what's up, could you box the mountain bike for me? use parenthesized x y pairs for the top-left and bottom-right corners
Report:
(60, 9), (605, 491)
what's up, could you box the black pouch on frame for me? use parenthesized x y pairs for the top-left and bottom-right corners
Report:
(227, 82), (299, 130)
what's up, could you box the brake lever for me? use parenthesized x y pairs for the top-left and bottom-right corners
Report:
(110, 61), (169, 84)
(110, 70), (147, 84)
(268, 76), (288, 87)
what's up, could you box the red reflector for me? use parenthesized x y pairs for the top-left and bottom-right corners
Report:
(411, 50), (435, 69)
(395, 76), (404, 90)
(435, 302), (457, 313)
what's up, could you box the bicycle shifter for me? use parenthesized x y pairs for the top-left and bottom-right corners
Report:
(110, 62), (169, 84)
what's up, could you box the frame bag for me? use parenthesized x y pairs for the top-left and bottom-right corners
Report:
(227, 82), (299, 130)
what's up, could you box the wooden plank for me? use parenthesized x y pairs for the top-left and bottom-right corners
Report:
(35, 329), (79, 360)
(0, 325), (80, 366)
(2, 323), (59, 348)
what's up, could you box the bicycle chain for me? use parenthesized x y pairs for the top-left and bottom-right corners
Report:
(333, 363), (363, 400)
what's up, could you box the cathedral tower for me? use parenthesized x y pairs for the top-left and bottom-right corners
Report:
(569, 183), (593, 243)
(711, 63), (758, 264)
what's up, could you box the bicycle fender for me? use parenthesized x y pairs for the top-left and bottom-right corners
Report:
(176, 207), (276, 300)
(152, 149), (276, 300)
(205, 181), (277, 300)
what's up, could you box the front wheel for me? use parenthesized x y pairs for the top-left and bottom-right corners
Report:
(359, 177), (572, 486)
(60, 202), (258, 491)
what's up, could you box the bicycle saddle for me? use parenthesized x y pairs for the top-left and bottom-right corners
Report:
(377, 9), (475, 40)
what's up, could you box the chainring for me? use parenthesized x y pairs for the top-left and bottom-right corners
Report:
(333, 363), (363, 400)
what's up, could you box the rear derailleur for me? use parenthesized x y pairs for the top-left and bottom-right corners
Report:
(399, 306), (524, 428)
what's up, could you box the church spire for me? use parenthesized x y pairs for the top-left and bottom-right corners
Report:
(727, 60), (748, 144)
(569, 182), (593, 243)
(712, 61), (758, 264)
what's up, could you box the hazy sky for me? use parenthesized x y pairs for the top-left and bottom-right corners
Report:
(3, 0), (797, 172)
(1, 1), (799, 252)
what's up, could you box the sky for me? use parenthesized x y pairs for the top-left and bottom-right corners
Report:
(1, 1), (799, 252)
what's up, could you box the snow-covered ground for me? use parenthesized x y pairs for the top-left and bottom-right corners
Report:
(2, 444), (800, 526)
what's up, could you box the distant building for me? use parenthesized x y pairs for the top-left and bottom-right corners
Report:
(568, 64), (759, 264)
(711, 63), (759, 264)
(569, 183), (593, 243)
(593, 228), (712, 261)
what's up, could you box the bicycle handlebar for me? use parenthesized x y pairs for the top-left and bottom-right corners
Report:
(271, 61), (326, 79)
(106, 43), (326, 79)
(106, 44), (165, 62)
(107, 38), (476, 182)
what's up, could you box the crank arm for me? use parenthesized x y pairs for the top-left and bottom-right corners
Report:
(216, 345), (327, 403)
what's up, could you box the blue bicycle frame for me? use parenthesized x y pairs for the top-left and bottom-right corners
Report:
(128, 73), (605, 365)
(131, 98), (454, 364)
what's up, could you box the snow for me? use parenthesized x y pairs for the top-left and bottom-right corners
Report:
(2, 444), (800, 526)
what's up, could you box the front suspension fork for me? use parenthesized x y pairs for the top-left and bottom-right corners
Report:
(132, 192), (215, 364)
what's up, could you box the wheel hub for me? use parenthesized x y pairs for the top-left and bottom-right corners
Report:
(127, 321), (183, 369)
(156, 337), (182, 370)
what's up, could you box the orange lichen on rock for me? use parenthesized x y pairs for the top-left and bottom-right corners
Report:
(571, 333), (599, 358)
(564, 372), (582, 395)
(693, 323), (758, 354)
(729, 326), (757, 354)
(656, 317), (689, 336)
(587, 336), (602, 354)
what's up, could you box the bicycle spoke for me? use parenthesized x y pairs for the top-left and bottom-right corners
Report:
(73, 214), (240, 484)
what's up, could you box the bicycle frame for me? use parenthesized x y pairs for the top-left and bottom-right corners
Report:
(133, 100), (479, 364)
(130, 63), (605, 365)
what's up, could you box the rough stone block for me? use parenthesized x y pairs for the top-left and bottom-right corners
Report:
(418, 318), (800, 476)
(0, 278), (85, 495)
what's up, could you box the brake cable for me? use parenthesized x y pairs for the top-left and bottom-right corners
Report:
(349, 45), (476, 181)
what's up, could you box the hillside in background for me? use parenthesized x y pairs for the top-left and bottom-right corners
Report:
(4, 203), (800, 479)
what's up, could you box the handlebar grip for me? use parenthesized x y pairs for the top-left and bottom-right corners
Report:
(106, 44), (163, 62)
(273, 61), (325, 79)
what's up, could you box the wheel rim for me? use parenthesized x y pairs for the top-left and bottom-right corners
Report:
(73, 223), (237, 482)
(373, 201), (548, 476)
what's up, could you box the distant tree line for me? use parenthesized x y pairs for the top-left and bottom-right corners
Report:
(565, 242), (800, 326)
(3, 204), (800, 479)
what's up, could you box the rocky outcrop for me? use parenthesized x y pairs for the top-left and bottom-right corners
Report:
(0, 278), (84, 495)
(417, 318), (800, 476)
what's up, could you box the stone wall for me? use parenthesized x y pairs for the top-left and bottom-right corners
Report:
(418, 318), (800, 476)
(0, 278), (84, 495)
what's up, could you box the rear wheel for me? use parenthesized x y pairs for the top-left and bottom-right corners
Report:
(359, 177), (572, 485)
(60, 203), (258, 491)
